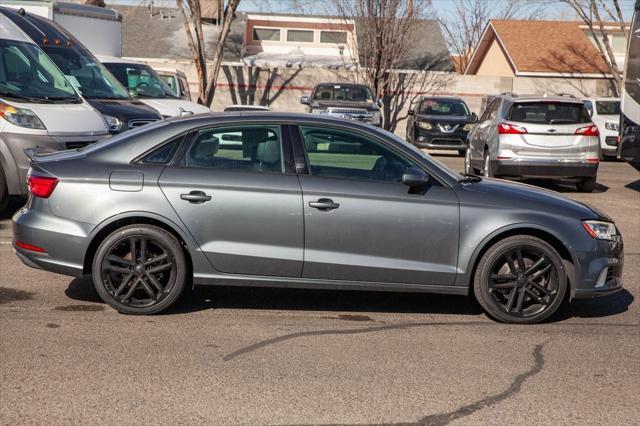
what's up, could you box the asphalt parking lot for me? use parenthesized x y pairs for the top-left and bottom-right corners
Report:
(1, 155), (638, 425)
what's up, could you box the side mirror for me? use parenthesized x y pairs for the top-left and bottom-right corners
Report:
(402, 166), (430, 189)
(408, 109), (414, 116)
(376, 98), (383, 108)
(470, 112), (478, 123)
(300, 96), (310, 105)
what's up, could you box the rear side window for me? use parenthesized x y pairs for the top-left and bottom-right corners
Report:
(142, 136), (183, 164)
(595, 101), (621, 115)
(184, 125), (283, 173)
(508, 102), (591, 125)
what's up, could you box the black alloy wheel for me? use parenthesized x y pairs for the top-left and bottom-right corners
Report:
(92, 224), (187, 314)
(474, 236), (567, 324)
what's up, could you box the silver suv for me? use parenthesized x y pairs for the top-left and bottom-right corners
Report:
(465, 94), (600, 192)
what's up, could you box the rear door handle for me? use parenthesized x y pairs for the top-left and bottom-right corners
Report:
(180, 190), (212, 203)
(309, 198), (339, 211)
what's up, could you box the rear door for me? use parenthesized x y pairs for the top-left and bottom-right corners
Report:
(294, 124), (460, 286)
(506, 101), (594, 159)
(158, 123), (304, 277)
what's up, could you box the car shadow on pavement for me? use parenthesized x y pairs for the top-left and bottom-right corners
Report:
(553, 289), (634, 321)
(625, 179), (640, 192)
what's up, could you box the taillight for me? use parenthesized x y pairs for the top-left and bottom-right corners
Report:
(27, 175), (58, 198)
(498, 123), (528, 134)
(575, 125), (599, 137)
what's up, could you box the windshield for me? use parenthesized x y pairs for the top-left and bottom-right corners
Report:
(508, 102), (591, 125)
(159, 74), (179, 97)
(419, 99), (470, 116)
(41, 45), (129, 100)
(312, 84), (373, 102)
(624, 7), (640, 105)
(104, 63), (177, 99)
(596, 101), (621, 115)
(0, 39), (79, 102)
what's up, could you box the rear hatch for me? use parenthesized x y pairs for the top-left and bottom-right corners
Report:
(504, 101), (595, 158)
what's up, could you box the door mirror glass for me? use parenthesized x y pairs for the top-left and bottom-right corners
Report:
(300, 96), (310, 105)
(376, 97), (383, 108)
(470, 112), (478, 123)
(402, 166), (430, 188)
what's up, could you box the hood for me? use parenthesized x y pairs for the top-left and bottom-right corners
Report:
(87, 99), (162, 121)
(457, 178), (603, 220)
(416, 114), (474, 124)
(2, 99), (108, 136)
(139, 99), (211, 117)
(311, 100), (379, 111)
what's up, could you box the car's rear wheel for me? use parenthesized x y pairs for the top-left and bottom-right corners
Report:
(577, 176), (597, 193)
(473, 236), (567, 324)
(92, 224), (188, 314)
(0, 167), (8, 214)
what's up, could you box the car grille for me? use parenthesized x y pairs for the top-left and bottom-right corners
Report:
(436, 123), (460, 133)
(429, 138), (465, 146)
(326, 107), (371, 117)
(128, 119), (157, 129)
(65, 141), (92, 150)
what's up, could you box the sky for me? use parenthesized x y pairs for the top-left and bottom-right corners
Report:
(105, 0), (638, 21)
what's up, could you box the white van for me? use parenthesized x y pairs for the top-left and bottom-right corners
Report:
(582, 97), (621, 159)
(0, 13), (108, 211)
(98, 57), (210, 117)
(155, 68), (192, 101)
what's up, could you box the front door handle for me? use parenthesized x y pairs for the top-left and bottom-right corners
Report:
(180, 190), (212, 203)
(309, 198), (339, 211)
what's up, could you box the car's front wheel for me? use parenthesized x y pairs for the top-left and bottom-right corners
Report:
(92, 224), (188, 314)
(473, 235), (567, 324)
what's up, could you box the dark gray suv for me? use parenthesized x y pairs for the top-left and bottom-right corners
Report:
(301, 83), (382, 126)
(13, 113), (624, 323)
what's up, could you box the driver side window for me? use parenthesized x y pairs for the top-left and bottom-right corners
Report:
(298, 126), (413, 183)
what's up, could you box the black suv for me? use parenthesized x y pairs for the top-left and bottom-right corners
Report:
(3, 7), (161, 136)
(406, 96), (477, 155)
(301, 83), (382, 127)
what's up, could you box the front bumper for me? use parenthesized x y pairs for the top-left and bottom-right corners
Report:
(571, 233), (624, 299)
(412, 128), (468, 150)
(493, 159), (598, 178)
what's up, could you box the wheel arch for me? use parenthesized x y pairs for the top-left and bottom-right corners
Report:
(462, 224), (578, 297)
(82, 212), (195, 275)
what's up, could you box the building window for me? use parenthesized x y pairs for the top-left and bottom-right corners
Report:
(320, 31), (347, 44)
(287, 29), (314, 43)
(253, 28), (280, 41)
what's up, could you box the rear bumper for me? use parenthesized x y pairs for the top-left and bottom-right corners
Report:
(493, 159), (598, 178)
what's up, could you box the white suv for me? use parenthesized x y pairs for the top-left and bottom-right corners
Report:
(465, 94), (600, 192)
(582, 97), (621, 159)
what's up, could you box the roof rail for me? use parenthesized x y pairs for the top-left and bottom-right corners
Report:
(556, 93), (577, 98)
(499, 92), (518, 97)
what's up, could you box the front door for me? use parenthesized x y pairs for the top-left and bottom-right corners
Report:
(159, 124), (304, 277)
(294, 124), (460, 286)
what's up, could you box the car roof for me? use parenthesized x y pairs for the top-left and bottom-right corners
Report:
(0, 7), (71, 44)
(420, 95), (466, 101)
(581, 97), (620, 102)
(0, 10), (35, 44)
(508, 95), (584, 104)
(163, 111), (379, 127)
(314, 82), (371, 88)
(97, 55), (144, 65)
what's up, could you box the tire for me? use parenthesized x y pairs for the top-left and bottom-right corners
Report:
(577, 176), (597, 193)
(91, 224), (188, 315)
(0, 167), (8, 214)
(483, 150), (493, 177)
(473, 235), (567, 324)
(458, 149), (466, 157)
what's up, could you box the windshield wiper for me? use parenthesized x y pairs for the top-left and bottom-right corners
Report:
(44, 96), (81, 103)
(458, 173), (482, 183)
(0, 91), (49, 103)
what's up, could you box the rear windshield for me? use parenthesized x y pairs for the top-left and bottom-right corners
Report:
(312, 84), (373, 102)
(508, 102), (591, 125)
(595, 101), (621, 115)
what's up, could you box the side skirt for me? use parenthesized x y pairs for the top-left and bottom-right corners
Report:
(193, 273), (469, 296)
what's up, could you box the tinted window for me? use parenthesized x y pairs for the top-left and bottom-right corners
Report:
(596, 101), (621, 115)
(253, 28), (280, 41)
(185, 126), (282, 173)
(287, 30), (314, 43)
(299, 126), (412, 183)
(320, 31), (347, 44)
(104, 63), (176, 99)
(142, 136), (182, 164)
(312, 84), (373, 102)
(508, 102), (591, 125)
(419, 99), (470, 116)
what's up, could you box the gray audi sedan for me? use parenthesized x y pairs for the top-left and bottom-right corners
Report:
(12, 113), (623, 323)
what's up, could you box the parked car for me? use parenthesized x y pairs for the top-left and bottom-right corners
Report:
(465, 94), (600, 192)
(300, 83), (382, 126)
(155, 68), (192, 101)
(406, 96), (477, 155)
(619, 1), (640, 172)
(0, 13), (108, 212)
(13, 113), (623, 324)
(582, 97), (621, 159)
(224, 105), (270, 112)
(100, 57), (211, 117)
(1, 7), (161, 134)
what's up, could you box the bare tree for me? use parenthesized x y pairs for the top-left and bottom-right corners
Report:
(333, 0), (450, 131)
(564, 0), (627, 96)
(439, 0), (542, 74)
(176, 0), (241, 106)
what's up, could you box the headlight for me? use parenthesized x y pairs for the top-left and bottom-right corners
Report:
(371, 110), (381, 124)
(463, 123), (474, 131)
(582, 220), (617, 240)
(417, 121), (432, 130)
(605, 122), (619, 131)
(103, 114), (123, 132)
(0, 101), (46, 129)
